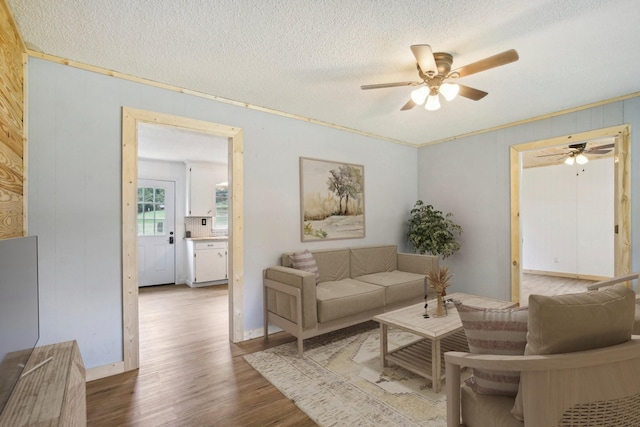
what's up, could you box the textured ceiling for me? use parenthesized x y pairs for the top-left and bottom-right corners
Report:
(7, 0), (640, 146)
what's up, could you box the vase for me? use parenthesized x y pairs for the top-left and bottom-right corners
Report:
(434, 292), (447, 317)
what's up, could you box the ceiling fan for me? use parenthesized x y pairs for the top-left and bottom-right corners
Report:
(537, 142), (615, 165)
(360, 44), (519, 111)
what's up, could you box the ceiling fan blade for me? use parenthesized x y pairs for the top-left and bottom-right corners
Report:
(453, 49), (519, 78)
(410, 44), (437, 74)
(457, 84), (488, 101)
(536, 153), (566, 158)
(360, 81), (420, 90)
(588, 149), (612, 155)
(589, 143), (615, 150)
(400, 99), (417, 111)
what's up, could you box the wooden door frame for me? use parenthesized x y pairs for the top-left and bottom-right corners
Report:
(121, 107), (244, 371)
(510, 124), (631, 303)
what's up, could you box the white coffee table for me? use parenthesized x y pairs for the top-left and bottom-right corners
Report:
(373, 292), (517, 392)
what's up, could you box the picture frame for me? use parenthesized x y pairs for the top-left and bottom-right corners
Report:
(299, 157), (365, 241)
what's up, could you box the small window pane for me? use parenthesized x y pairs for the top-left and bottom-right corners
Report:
(215, 184), (228, 229)
(144, 188), (154, 202)
(155, 188), (165, 204)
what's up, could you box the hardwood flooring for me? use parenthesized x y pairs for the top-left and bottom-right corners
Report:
(520, 273), (597, 306)
(86, 284), (315, 427)
(86, 276), (594, 426)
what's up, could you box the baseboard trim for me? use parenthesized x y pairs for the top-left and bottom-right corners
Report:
(245, 325), (283, 340)
(523, 269), (608, 282)
(86, 361), (125, 382)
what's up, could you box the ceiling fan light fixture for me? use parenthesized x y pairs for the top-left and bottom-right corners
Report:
(425, 93), (440, 111)
(576, 153), (589, 165)
(439, 83), (459, 101)
(564, 155), (575, 165)
(410, 86), (429, 105)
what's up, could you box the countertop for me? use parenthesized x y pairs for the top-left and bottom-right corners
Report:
(185, 236), (228, 241)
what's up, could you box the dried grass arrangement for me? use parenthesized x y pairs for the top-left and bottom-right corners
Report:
(427, 266), (452, 296)
(427, 267), (453, 317)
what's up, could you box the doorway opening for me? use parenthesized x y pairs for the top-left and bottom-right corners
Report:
(121, 107), (244, 371)
(509, 124), (631, 304)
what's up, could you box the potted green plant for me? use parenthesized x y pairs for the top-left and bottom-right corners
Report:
(407, 200), (462, 259)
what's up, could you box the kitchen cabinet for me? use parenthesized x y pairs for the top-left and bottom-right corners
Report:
(188, 164), (216, 216)
(186, 239), (227, 287)
(187, 162), (229, 218)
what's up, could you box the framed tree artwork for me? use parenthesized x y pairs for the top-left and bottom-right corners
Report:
(299, 157), (365, 241)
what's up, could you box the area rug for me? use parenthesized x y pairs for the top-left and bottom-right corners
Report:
(244, 323), (469, 426)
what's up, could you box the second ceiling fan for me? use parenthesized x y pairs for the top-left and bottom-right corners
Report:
(537, 142), (615, 165)
(361, 44), (519, 111)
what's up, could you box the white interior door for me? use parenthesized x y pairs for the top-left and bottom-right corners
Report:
(138, 179), (176, 287)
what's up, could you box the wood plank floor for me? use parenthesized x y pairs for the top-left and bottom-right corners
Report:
(86, 276), (594, 426)
(520, 273), (597, 306)
(86, 284), (316, 427)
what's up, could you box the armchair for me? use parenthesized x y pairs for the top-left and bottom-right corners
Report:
(445, 284), (640, 427)
(587, 272), (640, 334)
(446, 339), (640, 426)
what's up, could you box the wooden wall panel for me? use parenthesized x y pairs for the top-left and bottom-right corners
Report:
(0, 0), (24, 238)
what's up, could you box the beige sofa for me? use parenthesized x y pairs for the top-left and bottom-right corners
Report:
(263, 244), (439, 356)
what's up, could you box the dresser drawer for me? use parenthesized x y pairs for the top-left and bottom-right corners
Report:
(194, 241), (226, 250)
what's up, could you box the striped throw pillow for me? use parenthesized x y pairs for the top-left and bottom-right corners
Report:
(290, 250), (320, 283)
(457, 303), (529, 396)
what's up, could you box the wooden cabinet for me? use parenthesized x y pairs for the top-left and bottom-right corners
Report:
(0, 341), (86, 427)
(186, 239), (227, 286)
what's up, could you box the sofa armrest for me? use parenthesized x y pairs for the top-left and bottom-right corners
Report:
(397, 252), (439, 275)
(263, 266), (318, 330)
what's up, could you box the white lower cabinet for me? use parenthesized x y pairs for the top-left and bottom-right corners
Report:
(186, 239), (227, 286)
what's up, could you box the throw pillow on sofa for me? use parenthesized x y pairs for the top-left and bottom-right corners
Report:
(457, 303), (529, 396)
(290, 250), (320, 283)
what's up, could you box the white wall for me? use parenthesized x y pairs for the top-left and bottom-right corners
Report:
(26, 58), (419, 368)
(418, 100), (640, 301)
(138, 159), (188, 284)
(521, 158), (614, 277)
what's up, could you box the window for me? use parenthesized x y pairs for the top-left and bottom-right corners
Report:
(137, 186), (166, 235)
(215, 183), (228, 229)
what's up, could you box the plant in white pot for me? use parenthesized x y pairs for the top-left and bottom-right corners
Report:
(407, 200), (462, 259)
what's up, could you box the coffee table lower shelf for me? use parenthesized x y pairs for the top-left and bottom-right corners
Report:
(385, 330), (469, 384)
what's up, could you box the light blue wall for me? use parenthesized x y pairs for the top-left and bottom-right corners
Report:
(418, 99), (640, 301)
(26, 58), (420, 369)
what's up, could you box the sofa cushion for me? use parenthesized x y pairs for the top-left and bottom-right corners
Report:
(457, 304), (528, 396)
(511, 285), (635, 421)
(355, 271), (425, 305)
(312, 249), (351, 283)
(461, 384), (523, 427)
(316, 279), (385, 323)
(290, 250), (320, 283)
(350, 245), (397, 277)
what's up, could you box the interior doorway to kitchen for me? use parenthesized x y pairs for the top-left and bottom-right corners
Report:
(121, 107), (244, 372)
